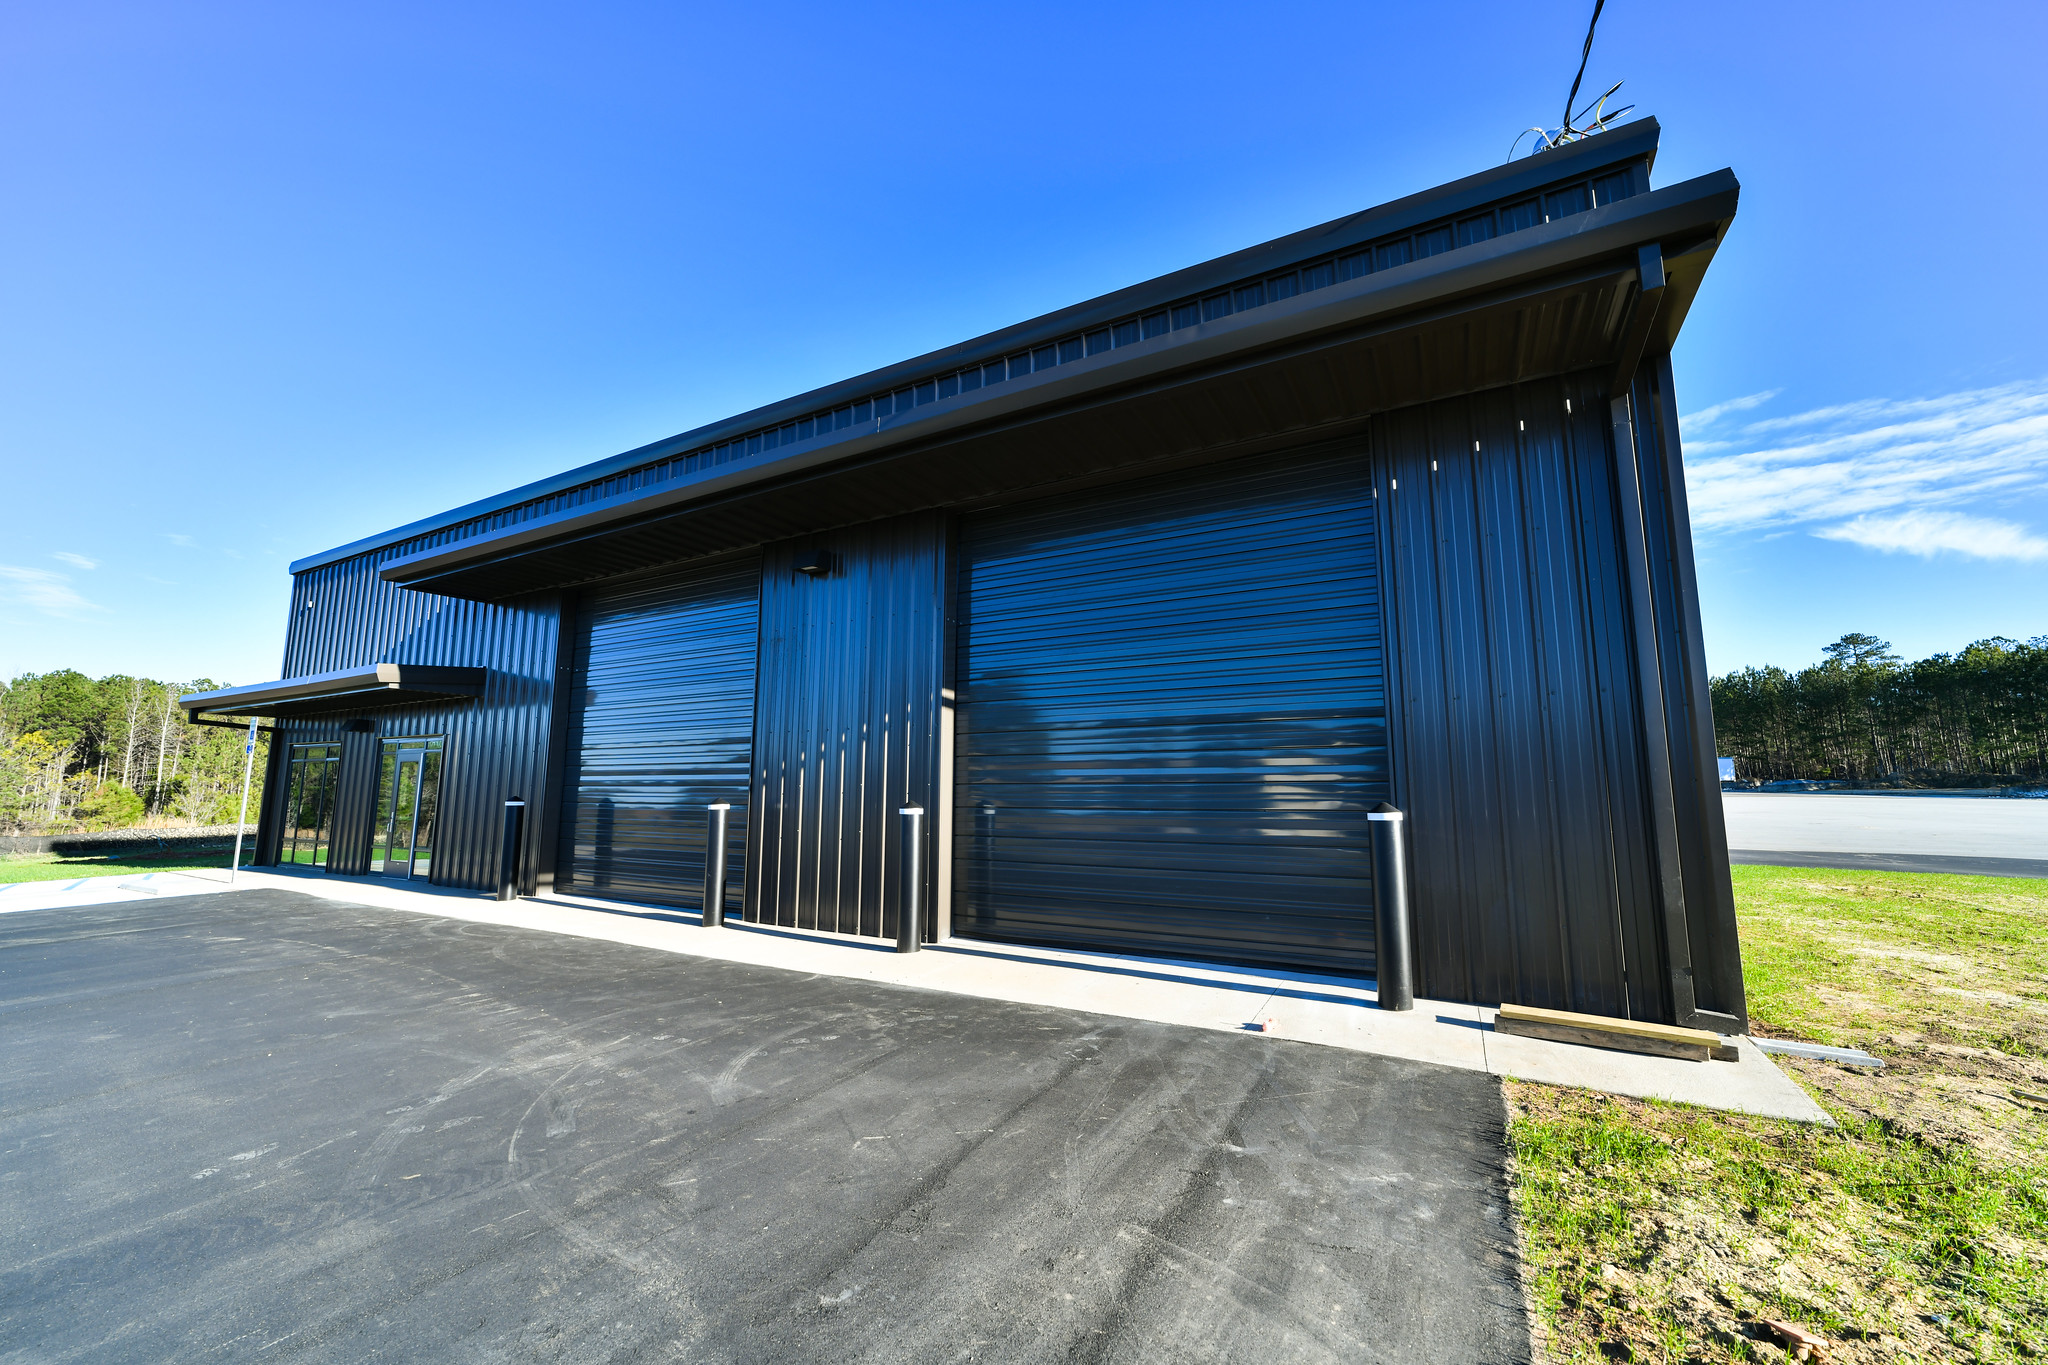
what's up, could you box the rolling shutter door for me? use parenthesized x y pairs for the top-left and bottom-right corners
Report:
(954, 448), (1386, 974)
(559, 554), (760, 909)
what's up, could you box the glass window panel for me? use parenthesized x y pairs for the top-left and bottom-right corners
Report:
(372, 748), (400, 869)
(281, 743), (341, 869)
(391, 761), (420, 859)
(411, 751), (441, 877)
(313, 757), (336, 867)
(283, 758), (311, 864)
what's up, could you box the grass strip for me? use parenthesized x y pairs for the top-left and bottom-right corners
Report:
(0, 851), (238, 883)
(1508, 865), (2048, 1363)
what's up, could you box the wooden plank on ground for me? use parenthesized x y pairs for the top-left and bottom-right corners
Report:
(1495, 1002), (1718, 1062)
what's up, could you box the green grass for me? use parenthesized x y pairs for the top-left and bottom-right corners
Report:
(0, 850), (240, 883)
(1731, 866), (2048, 1058)
(1508, 866), (2048, 1363)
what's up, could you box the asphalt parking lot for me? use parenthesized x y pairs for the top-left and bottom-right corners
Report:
(0, 890), (1529, 1364)
(1721, 791), (2048, 877)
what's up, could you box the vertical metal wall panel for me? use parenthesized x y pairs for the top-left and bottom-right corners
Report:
(1565, 376), (1670, 1024)
(268, 548), (565, 891)
(557, 554), (761, 910)
(251, 735), (289, 866)
(1378, 377), (1668, 1019)
(954, 446), (1387, 974)
(749, 514), (946, 938)
(534, 593), (580, 895)
(1633, 356), (1748, 1026)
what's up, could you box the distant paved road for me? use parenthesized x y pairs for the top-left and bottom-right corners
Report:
(0, 891), (1529, 1365)
(1722, 793), (2048, 877)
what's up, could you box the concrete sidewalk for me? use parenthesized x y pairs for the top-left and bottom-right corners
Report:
(1, 862), (1828, 1124)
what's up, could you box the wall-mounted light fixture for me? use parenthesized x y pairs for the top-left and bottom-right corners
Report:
(794, 550), (836, 577)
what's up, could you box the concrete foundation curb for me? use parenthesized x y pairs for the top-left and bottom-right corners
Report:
(8, 864), (1830, 1126)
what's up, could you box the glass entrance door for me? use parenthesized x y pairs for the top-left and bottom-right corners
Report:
(372, 737), (443, 878)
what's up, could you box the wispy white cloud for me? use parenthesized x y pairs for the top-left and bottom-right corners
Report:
(1683, 379), (2048, 561)
(50, 551), (96, 570)
(1815, 511), (2048, 563)
(1678, 389), (1780, 436)
(164, 533), (196, 548)
(0, 565), (105, 618)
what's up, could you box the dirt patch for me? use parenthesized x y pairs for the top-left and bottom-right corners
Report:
(1782, 1039), (2048, 1169)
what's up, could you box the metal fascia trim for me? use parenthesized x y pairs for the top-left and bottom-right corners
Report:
(178, 664), (488, 714)
(379, 168), (1737, 589)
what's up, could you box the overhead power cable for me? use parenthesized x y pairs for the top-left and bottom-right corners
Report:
(1508, 0), (1631, 160)
(1562, 0), (1607, 137)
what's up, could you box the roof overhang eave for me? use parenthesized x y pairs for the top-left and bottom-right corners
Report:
(379, 166), (1737, 598)
(178, 664), (489, 719)
(291, 119), (1668, 576)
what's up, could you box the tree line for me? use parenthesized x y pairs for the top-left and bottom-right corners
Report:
(1711, 634), (2048, 785)
(0, 670), (270, 834)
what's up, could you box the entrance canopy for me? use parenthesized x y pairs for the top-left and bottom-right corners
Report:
(179, 664), (487, 719)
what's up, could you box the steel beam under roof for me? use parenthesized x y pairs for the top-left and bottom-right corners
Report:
(179, 664), (488, 718)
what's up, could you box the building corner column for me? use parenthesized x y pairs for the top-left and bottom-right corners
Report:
(1610, 391), (1700, 1026)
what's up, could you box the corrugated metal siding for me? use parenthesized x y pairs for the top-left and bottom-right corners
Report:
(1376, 376), (1668, 1020)
(557, 554), (761, 910)
(269, 553), (563, 890)
(251, 736), (288, 866)
(748, 515), (947, 938)
(1631, 356), (1746, 1024)
(953, 447), (1387, 974)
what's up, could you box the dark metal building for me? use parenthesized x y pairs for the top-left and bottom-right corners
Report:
(183, 119), (1746, 1030)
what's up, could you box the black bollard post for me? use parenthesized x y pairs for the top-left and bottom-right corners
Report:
(1368, 802), (1414, 1010)
(496, 801), (526, 902)
(702, 803), (730, 927)
(896, 806), (925, 953)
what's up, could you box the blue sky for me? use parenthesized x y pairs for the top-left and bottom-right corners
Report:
(2, 0), (2043, 685)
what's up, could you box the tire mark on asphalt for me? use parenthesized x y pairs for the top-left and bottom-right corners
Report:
(1066, 1051), (1388, 1365)
(350, 1062), (496, 1190)
(784, 1030), (1110, 1309)
(697, 1016), (845, 1107)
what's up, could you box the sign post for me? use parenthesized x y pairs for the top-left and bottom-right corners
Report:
(230, 716), (258, 883)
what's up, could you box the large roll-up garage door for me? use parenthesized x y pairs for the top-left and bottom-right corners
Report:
(559, 553), (760, 909)
(954, 447), (1386, 974)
